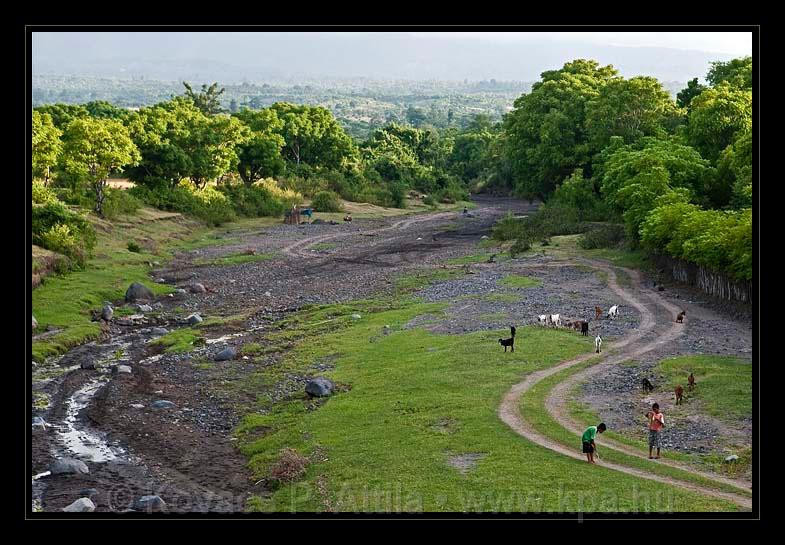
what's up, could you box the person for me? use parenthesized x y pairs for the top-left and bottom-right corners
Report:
(645, 403), (665, 459)
(581, 422), (606, 464)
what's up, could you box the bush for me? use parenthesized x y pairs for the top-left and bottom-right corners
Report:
(311, 190), (344, 212)
(32, 201), (96, 266)
(267, 448), (309, 489)
(103, 188), (142, 220)
(218, 183), (290, 218)
(578, 224), (627, 250)
(32, 180), (59, 205)
(491, 213), (526, 241)
(127, 241), (141, 253)
(130, 183), (236, 226)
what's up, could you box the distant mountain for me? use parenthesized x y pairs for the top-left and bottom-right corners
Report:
(32, 32), (739, 85)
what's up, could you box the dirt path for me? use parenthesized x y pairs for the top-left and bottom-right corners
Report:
(498, 259), (752, 510)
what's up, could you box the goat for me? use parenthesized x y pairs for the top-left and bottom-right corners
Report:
(607, 305), (619, 319)
(550, 314), (561, 328)
(537, 314), (548, 325)
(641, 378), (654, 393)
(595, 335), (602, 354)
(676, 310), (686, 323)
(688, 372), (695, 391)
(675, 384), (684, 405)
(581, 321), (589, 336)
(499, 325), (516, 352)
(595, 306), (602, 320)
(344, 214), (352, 222)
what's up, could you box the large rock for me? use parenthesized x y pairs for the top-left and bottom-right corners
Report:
(305, 377), (335, 397)
(101, 303), (113, 321)
(32, 315), (38, 329)
(189, 283), (207, 294)
(133, 495), (166, 512)
(50, 458), (89, 475)
(125, 282), (155, 303)
(62, 497), (95, 512)
(187, 314), (203, 325)
(150, 400), (176, 410)
(214, 347), (237, 361)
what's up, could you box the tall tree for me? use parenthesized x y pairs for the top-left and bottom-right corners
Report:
(32, 110), (63, 185)
(33, 103), (89, 129)
(232, 108), (286, 185)
(683, 82), (752, 163)
(676, 78), (707, 110)
(61, 117), (140, 217)
(706, 56), (752, 90)
(182, 82), (227, 116)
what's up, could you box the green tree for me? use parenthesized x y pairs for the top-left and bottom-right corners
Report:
(406, 106), (427, 128)
(683, 82), (752, 163)
(182, 82), (227, 115)
(32, 110), (63, 185)
(676, 78), (707, 110)
(233, 108), (286, 185)
(84, 100), (127, 119)
(717, 128), (752, 208)
(34, 103), (89, 129)
(707, 56), (752, 90)
(61, 117), (140, 217)
(586, 76), (683, 152)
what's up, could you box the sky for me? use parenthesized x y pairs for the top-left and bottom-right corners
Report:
(31, 31), (753, 83)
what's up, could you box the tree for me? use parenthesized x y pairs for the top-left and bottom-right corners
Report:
(503, 59), (619, 199)
(33, 103), (89, 129)
(717, 128), (752, 209)
(61, 117), (140, 217)
(676, 78), (707, 110)
(586, 76), (682, 152)
(406, 106), (427, 128)
(84, 100), (127, 120)
(683, 82), (752, 163)
(269, 103), (356, 169)
(32, 111), (63, 184)
(182, 82), (227, 116)
(707, 56), (752, 90)
(233, 108), (286, 185)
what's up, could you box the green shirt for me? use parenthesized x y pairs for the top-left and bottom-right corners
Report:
(582, 426), (597, 443)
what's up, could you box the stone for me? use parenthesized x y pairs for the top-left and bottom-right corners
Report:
(131, 404), (145, 409)
(725, 454), (739, 463)
(214, 347), (237, 361)
(151, 327), (168, 336)
(125, 282), (155, 303)
(132, 495), (167, 512)
(113, 365), (132, 375)
(305, 377), (335, 397)
(101, 304), (113, 322)
(151, 400), (176, 410)
(62, 498), (95, 512)
(80, 361), (96, 370)
(264, 291), (271, 297)
(50, 458), (89, 475)
(189, 283), (207, 294)
(79, 488), (98, 498)
(137, 304), (153, 312)
(187, 314), (203, 325)
(175, 289), (187, 295)
(351, 314), (362, 320)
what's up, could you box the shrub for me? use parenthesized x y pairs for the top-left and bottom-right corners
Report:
(127, 241), (141, 253)
(38, 224), (86, 266)
(130, 183), (236, 226)
(218, 183), (288, 218)
(491, 213), (526, 242)
(267, 448), (309, 489)
(509, 236), (532, 258)
(311, 190), (344, 212)
(32, 180), (59, 205)
(103, 188), (142, 219)
(32, 201), (96, 265)
(578, 224), (627, 250)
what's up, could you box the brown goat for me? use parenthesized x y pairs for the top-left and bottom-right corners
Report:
(676, 310), (686, 323)
(595, 306), (602, 320)
(688, 372), (695, 391)
(675, 384), (684, 405)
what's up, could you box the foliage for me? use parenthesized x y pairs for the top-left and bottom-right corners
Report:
(130, 182), (236, 226)
(183, 82), (227, 115)
(311, 190), (344, 212)
(683, 83), (752, 163)
(232, 108), (286, 185)
(31, 201), (97, 265)
(578, 224), (627, 250)
(32, 179), (60, 205)
(103, 188), (142, 220)
(706, 57), (752, 90)
(33, 103), (89, 129)
(217, 182), (294, 218)
(676, 78), (707, 110)
(127, 241), (141, 253)
(32, 111), (63, 182)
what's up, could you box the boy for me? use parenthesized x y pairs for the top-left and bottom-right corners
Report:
(645, 403), (665, 459)
(581, 422), (607, 464)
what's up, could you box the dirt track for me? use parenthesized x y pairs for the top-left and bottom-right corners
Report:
(497, 259), (752, 509)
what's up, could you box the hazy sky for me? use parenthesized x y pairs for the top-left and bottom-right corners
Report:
(32, 31), (753, 83)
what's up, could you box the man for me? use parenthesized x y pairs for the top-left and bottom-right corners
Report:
(581, 422), (607, 464)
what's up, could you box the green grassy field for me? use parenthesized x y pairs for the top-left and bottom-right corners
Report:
(498, 275), (543, 289)
(237, 298), (739, 513)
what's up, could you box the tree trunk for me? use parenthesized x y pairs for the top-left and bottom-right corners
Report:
(94, 179), (106, 218)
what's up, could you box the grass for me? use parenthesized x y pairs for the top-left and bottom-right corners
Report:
(196, 251), (277, 267)
(498, 275), (543, 289)
(447, 252), (506, 266)
(236, 297), (739, 513)
(655, 355), (752, 422)
(520, 359), (749, 504)
(149, 328), (204, 353)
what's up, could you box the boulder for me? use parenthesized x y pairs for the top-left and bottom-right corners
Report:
(150, 400), (176, 410)
(137, 304), (153, 313)
(32, 315), (38, 329)
(62, 497), (95, 512)
(214, 347), (237, 362)
(133, 495), (166, 512)
(125, 282), (155, 303)
(50, 458), (89, 475)
(189, 283), (207, 294)
(101, 304), (113, 321)
(80, 361), (96, 370)
(187, 314), (203, 325)
(305, 377), (335, 397)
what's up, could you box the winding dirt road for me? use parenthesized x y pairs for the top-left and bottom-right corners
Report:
(498, 259), (753, 510)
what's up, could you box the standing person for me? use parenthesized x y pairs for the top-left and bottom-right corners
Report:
(645, 403), (665, 459)
(581, 423), (607, 464)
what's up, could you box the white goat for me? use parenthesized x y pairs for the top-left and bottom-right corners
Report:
(595, 335), (603, 353)
(537, 315), (548, 325)
(550, 314), (561, 327)
(607, 305), (619, 319)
